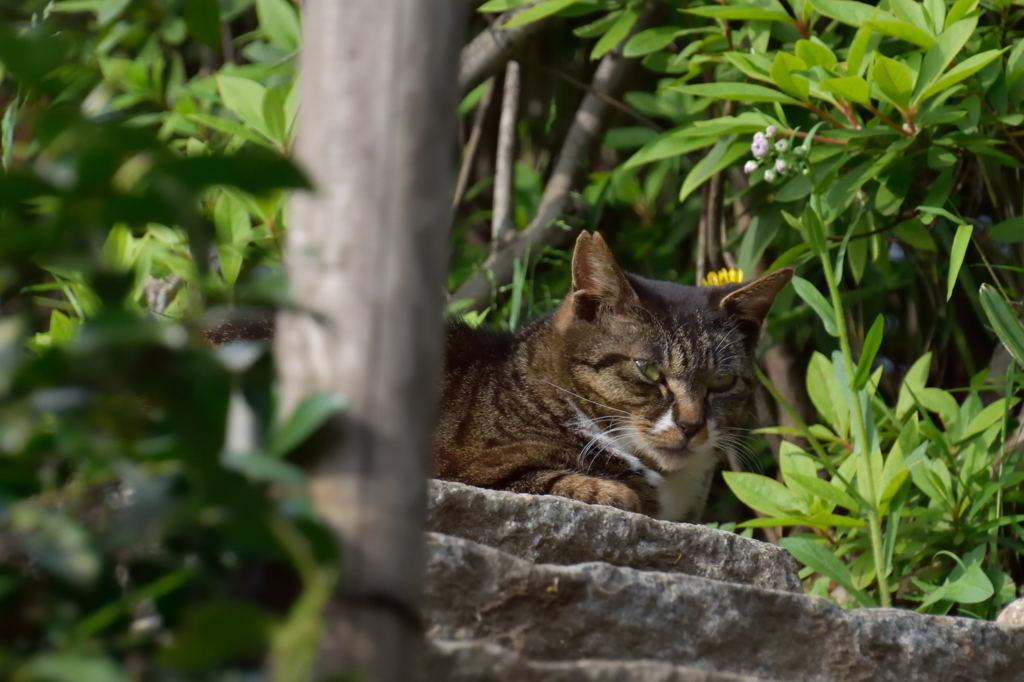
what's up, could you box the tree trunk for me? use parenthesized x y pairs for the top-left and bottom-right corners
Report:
(277, 2), (462, 680)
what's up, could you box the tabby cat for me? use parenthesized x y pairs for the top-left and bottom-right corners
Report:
(434, 231), (793, 521)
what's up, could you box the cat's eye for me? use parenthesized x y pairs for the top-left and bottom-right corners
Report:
(708, 373), (736, 392)
(634, 360), (664, 383)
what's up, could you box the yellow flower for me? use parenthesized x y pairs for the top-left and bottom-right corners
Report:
(703, 268), (745, 286)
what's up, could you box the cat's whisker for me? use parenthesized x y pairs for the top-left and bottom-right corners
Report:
(714, 430), (763, 474)
(576, 424), (639, 474)
(539, 379), (648, 421)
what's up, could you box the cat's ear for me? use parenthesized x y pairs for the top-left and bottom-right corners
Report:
(569, 231), (638, 319)
(717, 267), (794, 328)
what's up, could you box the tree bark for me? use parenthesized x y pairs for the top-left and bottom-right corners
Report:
(277, 2), (462, 681)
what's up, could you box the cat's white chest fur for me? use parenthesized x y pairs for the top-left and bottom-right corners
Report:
(655, 444), (720, 522)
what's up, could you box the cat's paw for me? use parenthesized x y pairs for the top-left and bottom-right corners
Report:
(551, 474), (641, 513)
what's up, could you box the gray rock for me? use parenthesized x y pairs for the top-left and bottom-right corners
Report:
(996, 598), (1024, 627)
(423, 532), (1024, 682)
(424, 639), (772, 682)
(426, 479), (801, 592)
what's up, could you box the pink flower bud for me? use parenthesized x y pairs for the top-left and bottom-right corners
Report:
(751, 138), (769, 158)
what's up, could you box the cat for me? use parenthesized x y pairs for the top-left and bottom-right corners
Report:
(434, 231), (793, 522)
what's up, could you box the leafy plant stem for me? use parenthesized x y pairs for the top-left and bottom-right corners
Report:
(803, 101), (845, 130)
(753, 363), (862, 501)
(835, 99), (861, 129)
(863, 102), (912, 138)
(781, 129), (848, 146)
(817, 235), (892, 607)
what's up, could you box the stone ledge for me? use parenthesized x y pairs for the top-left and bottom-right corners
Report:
(426, 479), (801, 592)
(423, 531), (1024, 682)
(424, 639), (774, 682)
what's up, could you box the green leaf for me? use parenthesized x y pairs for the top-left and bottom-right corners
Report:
(809, 0), (885, 25)
(48, 309), (77, 344)
(795, 39), (837, 70)
(771, 52), (810, 100)
(780, 537), (870, 604)
(724, 52), (774, 84)
(979, 285), (1024, 366)
(848, 24), (874, 76)
(224, 450), (307, 484)
(21, 654), (131, 682)
(871, 55), (915, 110)
(896, 352), (932, 419)
(961, 397), (1013, 442)
(819, 76), (870, 106)
(946, 222), (971, 301)
(922, 0), (945, 33)
(478, 0), (534, 10)
(503, 0), (581, 28)
(806, 351), (847, 435)
(623, 131), (719, 169)
(739, 513), (866, 529)
(671, 82), (800, 104)
(217, 75), (270, 139)
(574, 11), (620, 38)
(213, 193), (251, 284)
(989, 217), (1024, 242)
(791, 275), (838, 337)
(677, 139), (747, 204)
(270, 391), (348, 457)
(897, 218), (937, 249)
(852, 315), (884, 390)
(102, 224), (135, 271)
(590, 7), (638, 60)
(786, 473), (860, 513)
(919, 558), (994, 608)
(262, 85), (288, 147)
(913, 17), (976, 104)
(185, 113), (273, 148)
(944, 0), (979, 28)
(623, 27), (686, 58)
(161, 600), (275, 671)
(863, 18), (935, 48)
(8, 503), (99, 587)
(723, 471), (807, 517)
(183, 0), (222, 51)
(918, 49), (1006, 102)
(255, 0), (301, 52)
(683, 6), (793, 22)
(918, 387), (959, 424)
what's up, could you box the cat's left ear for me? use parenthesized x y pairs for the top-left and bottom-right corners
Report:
(716, 267), (794, 328)
(569, 231), (639, 317)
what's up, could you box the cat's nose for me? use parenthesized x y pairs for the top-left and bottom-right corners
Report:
(673, 398), (705, 438)
(676, 419), (706, 438)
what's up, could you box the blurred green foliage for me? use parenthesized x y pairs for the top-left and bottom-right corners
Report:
(0, 2), (341, 680)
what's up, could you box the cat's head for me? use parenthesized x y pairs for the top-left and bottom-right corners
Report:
(550, 231), (792, 474)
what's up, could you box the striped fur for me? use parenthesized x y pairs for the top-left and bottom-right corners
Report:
(434, 232), (792, 521)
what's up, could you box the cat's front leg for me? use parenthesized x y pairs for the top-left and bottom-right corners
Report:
(550, 473), (642, 513)
(507, 469), (642, 513)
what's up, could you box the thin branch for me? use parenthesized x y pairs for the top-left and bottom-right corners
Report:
(452, 25), (646, 310)
(535, 62), (665, 132)
(451, 78), (495, 209)
(697, 99), (735, 281)
(804, 101), (846, 130)
(492, 61), (520, 250)
(459, 2), (544, 95)
(780, 129), (849, 146)
(863, 102), (913, 138)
